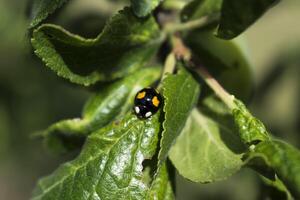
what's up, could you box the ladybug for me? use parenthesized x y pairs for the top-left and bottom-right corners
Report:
(134, 87), (162, 119)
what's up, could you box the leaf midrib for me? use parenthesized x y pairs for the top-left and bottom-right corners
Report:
(33, 120), (143, 199)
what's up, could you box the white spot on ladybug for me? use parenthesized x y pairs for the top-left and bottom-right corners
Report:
(135, 106), (140, 114)
(145, 112), (152, 118)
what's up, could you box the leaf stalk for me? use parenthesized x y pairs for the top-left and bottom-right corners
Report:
(170, 35), (235, 109)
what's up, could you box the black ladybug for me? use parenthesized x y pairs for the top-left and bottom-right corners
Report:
(134, 87), (162, 119)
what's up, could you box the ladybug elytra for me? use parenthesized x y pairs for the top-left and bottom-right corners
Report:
(134, 87), (162, 119)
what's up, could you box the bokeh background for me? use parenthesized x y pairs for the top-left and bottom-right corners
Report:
(0, 0), (299, 199)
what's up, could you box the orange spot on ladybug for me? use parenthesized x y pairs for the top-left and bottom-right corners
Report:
(137, 91), (146, 99)
(152, 96), (160, 107)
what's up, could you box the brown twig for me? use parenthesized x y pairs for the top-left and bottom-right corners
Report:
(171, 35), (235, 109)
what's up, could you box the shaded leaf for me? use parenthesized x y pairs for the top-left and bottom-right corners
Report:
(246, 140), (300, 199)
(169, 109), (244, 183)
(32, 112), (161, 200)
(181, 0), (222, 22)
(202, 95), (231, 116)
(158, 64), (200, 165)
(29, 0), (69, 28)
(147, 163), (174, 200)
(217, 0), (279, 39)
(232, 99), (270, 145)
(131, 0), (162, 17)
(40, 67), (161, 153)
(31, 8), (161, 86)
(186, 30), (253, 101)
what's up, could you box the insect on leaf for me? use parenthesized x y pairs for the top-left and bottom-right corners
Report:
(39, 67), (161, 153)
(32, 112), (162, 200)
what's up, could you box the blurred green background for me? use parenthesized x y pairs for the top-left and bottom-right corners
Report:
(0, 0), (299, 199)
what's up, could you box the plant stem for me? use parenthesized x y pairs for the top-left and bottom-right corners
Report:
(158, 52), (176, 90)
(161, 21), (235, 109)
(193, 66), (235, 109)
(161, 52), (176, 81)
(160, 34), (189, 82)
(170, 36), (235, 109)
(164, 14), (219, 34)
(171, 35), (191, 60)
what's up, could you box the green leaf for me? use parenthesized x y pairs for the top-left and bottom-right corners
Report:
(185, 30), (254, 101)
(202, 95), (231, 116)
(131, 0), (162, 17)
(31, 8), (161, 86)
(147, 163), (174, 200)
(246, 140), (300, 199)
(29, 0), (69, 28)
(217, 0), (279, 39)
(40, 67), (161, 153)
(232, 99), (270, 145)
(32, 112), (162, 200)
(181, 0), (222, 22)
(169, 109), (244, 183)
(158, 64), (200, 165)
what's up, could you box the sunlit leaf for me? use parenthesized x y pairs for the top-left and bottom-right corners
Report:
(31, 8), (161, 86)
(32, 112), (161, 200)
(39, 67), (161, 153)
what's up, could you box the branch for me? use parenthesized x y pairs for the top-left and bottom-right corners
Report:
(191, 65), (235, 109)
(171, 35), (235, 109)
(161, 52), (176, 82)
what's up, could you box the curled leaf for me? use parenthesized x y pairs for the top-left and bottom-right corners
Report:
(232, 99), (270, 145)
(29, 0), (69, 28)
(246, 140), (300, 199)
(31, 8), (161, 86)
